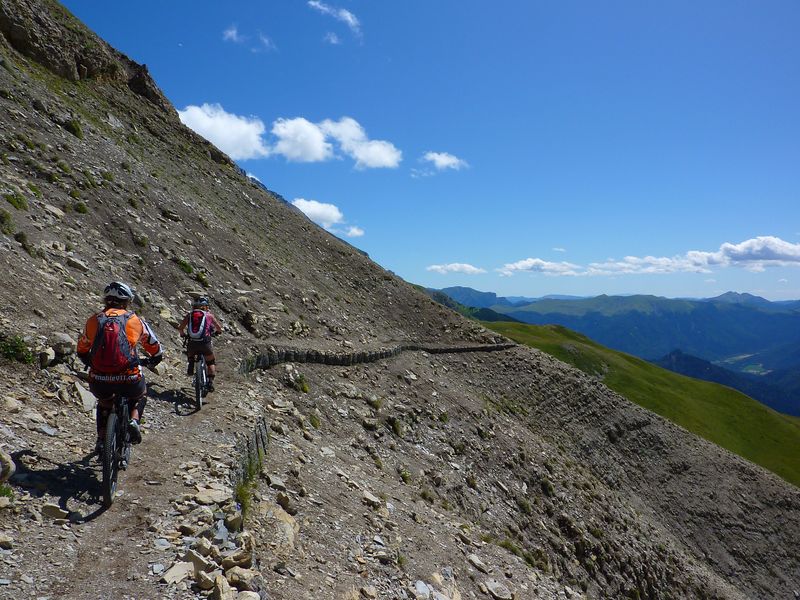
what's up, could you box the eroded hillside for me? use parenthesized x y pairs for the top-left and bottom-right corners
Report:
(1, 1), (799, 599)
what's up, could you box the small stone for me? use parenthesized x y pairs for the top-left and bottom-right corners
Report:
(362, 491), (382, 509)
(267, 475), (286, 491)
(20, 574), (33, 584)
(195, 488), (231, 505)
(150, 563), (165, 575)
(224, 511), (243, 532)
(468, 553), (490, 574)
(412, 580), (431, 599)
(41, 504), (68, 519)
(0, 533), (13, 549)
(39, 347), (56, 368)
(0, 497), (11, 509)
(361, 586), (378, 599)
(36, 424), (58, 437)
(197, 569), (222, 590)
(160, 561), (194, 585)
(225, 566), (258, 591)
(238, 593), (261, 600)
(73, 382), (96, 412)
(193, 536), (214, 557)
(210, 574), (237, 600)
(183, 548), (212, 576)
(484, 579), (513, 600)
(66, 257), (89, 273)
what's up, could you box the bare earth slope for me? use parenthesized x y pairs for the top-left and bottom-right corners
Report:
(0, 2), (798, 599)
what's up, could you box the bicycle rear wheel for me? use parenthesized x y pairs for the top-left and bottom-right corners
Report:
(102, 412), (119, 507)
(194, 356), (205, 410)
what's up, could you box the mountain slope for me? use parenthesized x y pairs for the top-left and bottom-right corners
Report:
(487, 322), (800, 486)
(655, 349), (800, 416)
(0, 2), (799, 599)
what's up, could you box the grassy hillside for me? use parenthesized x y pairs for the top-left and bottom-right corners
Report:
(487, 321), (800, 487)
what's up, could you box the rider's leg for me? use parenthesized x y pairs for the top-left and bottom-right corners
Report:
(125, 379), (147, 444)
(206, 352), (216, 391)
(89, 382), (114, 449)
(186, 342), (198, 375)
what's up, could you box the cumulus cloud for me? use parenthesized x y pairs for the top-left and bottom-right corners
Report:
(324, 32), (341, 45)
(271, 117), (333, 162)
(427, 263), (486, 275)
(345, 226), (364, 238)
(223, 25), (245, 43)
(291, 198), (365, 237)
(422, 151), (468, 171)
(291, 198), (343, 229)
(498, 236), (800, 278)
(321, 117), (402, 168)
(178, 103), (269, 160)
(308, 1), (361, 36)
(497, 258), (581, 277)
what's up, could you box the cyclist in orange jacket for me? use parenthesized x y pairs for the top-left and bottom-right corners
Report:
(77, 282), (163, 450)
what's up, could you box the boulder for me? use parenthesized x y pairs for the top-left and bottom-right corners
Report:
(0, 449), (15, 483)
(160, 561), (194, 585)
(224, 566), (258, 591)
(50, 332), (76, 355)
(210, 574), (237, 600)
(484, 579), (513, 600)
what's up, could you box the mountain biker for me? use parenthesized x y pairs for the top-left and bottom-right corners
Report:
(178, 296), (222, 392)
(76, 282), (163, 450)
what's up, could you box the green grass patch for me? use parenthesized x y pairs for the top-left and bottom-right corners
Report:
(0, 209), (13, 235)
(0, 483), (13, 499)
(26, 183), (41, 198)
(0, 333), (34, 363)
(64, 118), (83, 139)
(73, 201), (88, 214)
(487, 321), (800, 488)
(176, 258), (193, 274)
(4, 192), (28, 211)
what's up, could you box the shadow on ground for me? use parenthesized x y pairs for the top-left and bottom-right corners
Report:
(9, 449), (106, 523)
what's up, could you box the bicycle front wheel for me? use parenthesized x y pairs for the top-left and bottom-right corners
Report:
(102, 412), (119, 507)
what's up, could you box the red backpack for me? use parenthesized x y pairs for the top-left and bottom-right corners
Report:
(187, 309), (211, 342)
(89, 311), (138, 373)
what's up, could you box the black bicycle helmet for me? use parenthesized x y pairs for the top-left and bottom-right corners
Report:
(192, 296), (209, 308)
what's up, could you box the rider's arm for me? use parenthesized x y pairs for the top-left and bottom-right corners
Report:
(208, 312), (223, 335)
(178, 314), (188, 336)
(76, 314), (98, 366)
(131, 315), (163, 362)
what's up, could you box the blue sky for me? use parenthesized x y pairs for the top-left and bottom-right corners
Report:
(63, 1), (800, 300)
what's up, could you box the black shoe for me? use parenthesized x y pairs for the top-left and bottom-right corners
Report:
(186, 363), (194, 376)
(128, 419), (142, 444)
(207, 382), (215, 393)
(93, 439), (104, 455)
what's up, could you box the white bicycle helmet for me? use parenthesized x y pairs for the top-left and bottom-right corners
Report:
(104, 281), (134, 301)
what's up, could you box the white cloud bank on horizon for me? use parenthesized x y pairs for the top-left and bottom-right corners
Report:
(291, 198), (364, 238)
(308, 1), (361, 36)
(499, 236), (800, 277)
(427, 263), (486, 275)
(177, 103), (270, 160)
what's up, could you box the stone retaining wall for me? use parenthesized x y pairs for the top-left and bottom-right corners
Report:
(239, 342), (516, 374)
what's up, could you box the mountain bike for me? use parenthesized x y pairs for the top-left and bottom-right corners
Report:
(101, 357), (156, 507)
(193, 353), (209, 410)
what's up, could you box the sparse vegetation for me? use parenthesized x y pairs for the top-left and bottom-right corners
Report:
(419, 487), (435, 504)
(0, 209), (14, 235)
(133, 234), (148, 248)
(0, 333), (34, 363)
(27, 182), (41, 197)
(4, 192), (28, 211)
(399, 468), (411, 484)
(309, 413), (321, 429)
(73, 201), (88, 214)
(101, 171), (114, 182)
(64, 118), (83, 139)
(195, 271), (209, 286)
(56, 159), (71, 174)
(69, 189), (81, 199)
(176, 257), (193, 274)
(366, 396), (382, 410)
(0, 483), (13, 499)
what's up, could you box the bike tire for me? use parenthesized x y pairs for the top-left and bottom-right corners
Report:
(194, 357), (204, 410)
(102, 412), (119, 507)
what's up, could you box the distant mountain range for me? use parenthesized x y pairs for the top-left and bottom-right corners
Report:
(434, 286), (800, 415)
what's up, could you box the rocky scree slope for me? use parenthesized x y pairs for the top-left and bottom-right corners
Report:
(0, 1), (799, 598)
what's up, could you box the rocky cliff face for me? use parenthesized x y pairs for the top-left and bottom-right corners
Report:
(0, 1), (798, 599)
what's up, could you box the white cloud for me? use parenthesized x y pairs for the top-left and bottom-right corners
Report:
(321, 117), (402, 168)
(246, 172), (261, 182)
(324, 32), (341, 45)
(271, 117), (333, 162)
(779, 278), (789, 283)
(498, 236), (800, 278)
(422, 151), (468, 171)
(255, 33), (276, 51)
(292, 198), (365, 237)
(705, 278), (717, 283)
(291, 198), (343, 229)
(223, 25), (245, 43)
(427, 263), (486, 275)
(498, 258), (581, 277)
(178, 103), (269, 160)
(308, 1), (361, 36)
(552, 247), (567, 253)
